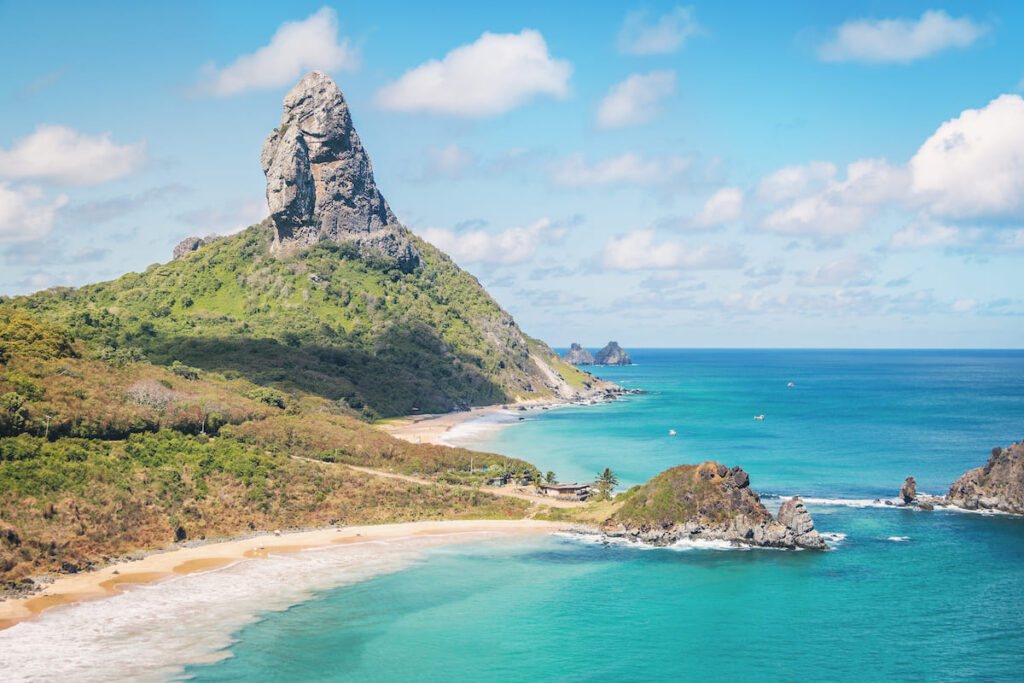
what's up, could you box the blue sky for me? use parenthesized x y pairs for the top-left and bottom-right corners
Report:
(1, 1), (1023, 347)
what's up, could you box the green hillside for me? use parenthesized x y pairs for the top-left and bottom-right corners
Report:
(3, 222), (592, 419)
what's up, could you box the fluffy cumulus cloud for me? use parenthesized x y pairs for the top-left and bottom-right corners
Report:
(0, 125), (145, 186)
(909, 94), (1024, 219)
(691, 187), (743, 228)
(417, 218), (564, 265)
(194, 8), (358, 97)
(374, 30), (571, 117)
(549, 152), (691, 188)
(602, 229), (744, 270)
(761, 158), (908, 237)
(818, 10), (987, 63)
(757, 161), (836, 202)
(0, 183), (68, 243)
(596, 70), (676, 129)
(798, 254), (873, 287)
(617, 6), (701, 55)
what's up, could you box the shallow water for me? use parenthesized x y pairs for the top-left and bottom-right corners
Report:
(5, 350), (1024, 681)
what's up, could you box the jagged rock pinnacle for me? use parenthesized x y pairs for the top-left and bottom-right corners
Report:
(261, 71), (419, 267)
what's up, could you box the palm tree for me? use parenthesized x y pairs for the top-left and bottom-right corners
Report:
(595, 467), (618, 500)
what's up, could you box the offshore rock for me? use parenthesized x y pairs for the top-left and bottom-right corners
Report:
(603, 462), (827, 550)
(261, 71), (419, 268)
(594, 341), (632, 366)
(564, 343), (595, 365)
(900, 476), (917, 504)
(946, 442), (1024, 514)
(173, 234), (223, 260)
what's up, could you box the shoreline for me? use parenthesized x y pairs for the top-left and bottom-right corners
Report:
(0, 519), (563, 632)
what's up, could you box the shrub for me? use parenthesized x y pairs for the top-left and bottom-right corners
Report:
(247, 387), (285, 408)
(170, 361), (201, 380)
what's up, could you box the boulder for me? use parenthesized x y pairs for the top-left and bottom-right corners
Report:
(564, 343), (594, 365)
(594, 341), (632, 366)
(900, 476), (917, 504)
(261, 71), (419, 268)
(777, 496), (827, 550)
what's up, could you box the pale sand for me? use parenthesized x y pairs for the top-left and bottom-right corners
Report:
(379, 399), (558, 446)
(0, 519), (563, 631)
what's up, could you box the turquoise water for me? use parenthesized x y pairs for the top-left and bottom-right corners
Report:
(187, 350), (1024, 681)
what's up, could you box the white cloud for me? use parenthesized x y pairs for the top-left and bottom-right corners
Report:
(550, 152), (691, 188)
(888, 222), (979, 250)
(798, 255), (873, 287)
(596, 70), (676, 129)
(0, 183), (68, 243)
(762, 158), (908, 236)
(910, 94), (1024, 219)
(757, 161), (836, 202)
(618, 6), (702, 55)
(0, 125), (145, 186)
(818, 10), (987, 63)
(691, 187), (743, 228)
(418, 218), (563, 264)
(374, 30), (571, 117)
(952, 298), (978, 313)
(194, 8), (358, 97)
(423, 144), (474, 179)
(602, 229), (744, 270)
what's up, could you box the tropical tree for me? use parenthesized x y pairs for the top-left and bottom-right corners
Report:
(594, 467), (618, 500)
(545, 471), (557, 484)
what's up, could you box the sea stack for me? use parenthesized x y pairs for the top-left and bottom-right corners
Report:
(900, 476), (917, 504)
(602, 462), (828, 550)
(564, 343), (595, 365)
(260, 71), (419, 267)
(945, 443), (1024, 514)
(595, 341), (632, 366)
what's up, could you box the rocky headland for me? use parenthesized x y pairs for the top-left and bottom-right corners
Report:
(898, 441), (1024, 515)
(601, 462), (827, 550)
(564, 343), (595, 365)
(594, 341), (632, 366)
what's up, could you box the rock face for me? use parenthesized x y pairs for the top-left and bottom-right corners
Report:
(594, 341), (632, 366)
(946, 442), (1024, 514)
(602, 462), (827, 550)
(564, 343), (594, 365)
(173, 234), (223, 260)
(900, 476), (917, 504)
(260, 71), (419, 268)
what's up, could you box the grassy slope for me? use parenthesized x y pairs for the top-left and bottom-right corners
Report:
(3, 223), (583, 419)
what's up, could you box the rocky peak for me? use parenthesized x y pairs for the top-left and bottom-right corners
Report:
(172, 234), (223, 260)
(564, 343), (594, 365)
(595, 341), (632, 366)
(261, 71), (418, 267)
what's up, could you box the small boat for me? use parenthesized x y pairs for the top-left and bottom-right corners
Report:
(754, 414), (765, 421)
(669, 429), (677, 436)
(787, 382), (795, 387)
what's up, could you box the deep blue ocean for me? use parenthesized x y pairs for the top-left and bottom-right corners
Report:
(6, 350), (1021, 681)
(178, 350), (1024, 682)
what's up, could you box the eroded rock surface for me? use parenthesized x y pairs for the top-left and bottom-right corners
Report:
(594, 341), (632, 366)
(261, 71), (418, 267)
(946, 443), (1024, 514)
(900, 476), (917, 504)
(564, 343), (595, 365)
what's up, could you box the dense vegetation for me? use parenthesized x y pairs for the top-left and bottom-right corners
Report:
(613, 464), (738, 526)
(3, 223), (591, 419)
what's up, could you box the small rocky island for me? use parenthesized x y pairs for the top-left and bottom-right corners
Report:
(595, 341), (632, 365)
(899, 441), (1024, 514)
(564, 343), (595, 365)
(602, 462), (827, 550)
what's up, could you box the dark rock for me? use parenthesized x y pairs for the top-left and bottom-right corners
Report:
(594, 341), (632, 366)
(777, 496), (827, 550)
(918, 500), (934, 511)
(173, 234), (224, 260)
(261, 71), (419, 268)
(900, 476), (917, 504)
(730, 466), (749, 489)
(174, 525), (187, 542)
(564, 343), (595, 365)
(946, 441), (1024, 514)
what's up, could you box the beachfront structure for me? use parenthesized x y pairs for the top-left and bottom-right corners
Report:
(539, 483), (592, 500)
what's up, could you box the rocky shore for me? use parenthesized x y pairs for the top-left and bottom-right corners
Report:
(601, 462), (827, 550)
(896, 441), (1024, 515)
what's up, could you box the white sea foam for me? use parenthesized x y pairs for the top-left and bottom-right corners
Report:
(438, 410), (525, 447)
(792, 496), (901, 509)
(555, 531), (751, 552)
(887, 536), (911, 542)
(820, 532), (847, 547)
(0, 533), (497, 682)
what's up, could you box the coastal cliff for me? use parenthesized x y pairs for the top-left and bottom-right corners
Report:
(899, 442), (1024, 515)
(602, 462), (827, 549)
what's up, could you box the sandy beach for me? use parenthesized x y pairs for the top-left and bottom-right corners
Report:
(378, 399), (562, 446)
(0, 519), (563, 632)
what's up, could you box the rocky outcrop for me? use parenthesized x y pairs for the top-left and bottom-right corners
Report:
(946, 443), (1024, 514)
(564, 343), (594, 365)
(594, 341), (632, 366)
(900, 476), (917, 504)
(173, 234), (223, 260)
(261, 71), (418, 268)
(602, 462), (827, 550)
